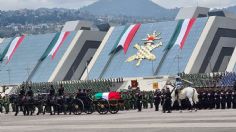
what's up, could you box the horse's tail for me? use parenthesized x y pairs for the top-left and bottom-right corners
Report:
(192, 88), (199, 103)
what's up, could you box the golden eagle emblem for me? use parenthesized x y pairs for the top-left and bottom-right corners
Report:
(126, 31), (163, 66)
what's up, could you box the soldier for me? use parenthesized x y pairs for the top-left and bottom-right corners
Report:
(120, 92), (127, 110)
(26, 86), (34, 98)
(162, 88), (172, 113)
(226, 90), (232, 109)
(161, 88), (166, 106)
(175, 77), (183, 100)
(0, 95), (3, 113)
(130, 91), (136, 110)
(49, 85), (55, 97)
(215, 90), (221, 109)
(197, 91), (203, 109)
(135, 89), (142, 112)
(142, 91), (148, 109)
(58, 84), (65, 96)
(148, 91), (154, 109)
(19, 85), (26, 98)
(221, 91), (226, 109)
(232, 90), (236, 109)
(209, 90), (215, 109)
(35, 92), (44, 115)
(202, 90), (208, 109)
(3, 94), (10, 114)
(124, 92), (131, 110)
(154, 89), (161, 111)
(67, 95), (74, 115)
(76, 89), (82, 99)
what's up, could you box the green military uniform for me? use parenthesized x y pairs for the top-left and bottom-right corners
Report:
(142, 92), (148, 109)
(148, 91), (154, 108)
(122, 92), (131, 110)
(3, 95), (10, 114)
(130, 92), (136, 109)
(120, 92), (126, 110)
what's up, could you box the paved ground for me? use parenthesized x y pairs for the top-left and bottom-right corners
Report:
(1, 109), (236, 132)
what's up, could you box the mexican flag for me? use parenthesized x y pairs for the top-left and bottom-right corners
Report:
(40, 31), (70, 61)
(0, 40), (11, 61)
(110, 23), (141, 54)
(95, 92), (121, 100)
(165, 18), (196, 50)
(5, 35), (26, 63)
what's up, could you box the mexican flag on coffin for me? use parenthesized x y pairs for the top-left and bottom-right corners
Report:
(95, 92), (121, 100)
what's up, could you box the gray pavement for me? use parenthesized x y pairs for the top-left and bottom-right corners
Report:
(1, 109), (236, 132)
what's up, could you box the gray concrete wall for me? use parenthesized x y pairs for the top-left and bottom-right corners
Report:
(185, 16), (236, 73)
(49, 30), (106, 82)
(176, 7), (209, 20)
(227, 47), (236, 71)
(62, 20), (94, 32)
(209, 37), (236, 72)
(80, 27), (115, 80)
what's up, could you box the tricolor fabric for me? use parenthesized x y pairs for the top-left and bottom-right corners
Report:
(5, 35), (26, 63)
(174, 18), (196, 49)
(40, 31), (70, 61)
(0, 39), (12, 61)
(95, 92), (121, 100)
(165, 18), (196, 51)
(110, 23), (141, 54)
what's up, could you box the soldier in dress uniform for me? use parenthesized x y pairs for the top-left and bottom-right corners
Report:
(232, 90), (236, 109)
(161, 88), (166, 106)
(209, 90), (215, 109)
(67, 94), (74, 115)
(154, 89), (161, 111)
(226, 90), (232, 109)
(221, 91), (226, 109)
(135, 89), (142, 112)
(197, 91), (203, 109)
(162, 88), (172, 113)
(215, 90), (221, 109)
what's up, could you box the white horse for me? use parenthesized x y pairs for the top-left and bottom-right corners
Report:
(167, 85), (199, 112)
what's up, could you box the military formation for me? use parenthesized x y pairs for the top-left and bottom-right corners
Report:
(0, 79), (236, 116)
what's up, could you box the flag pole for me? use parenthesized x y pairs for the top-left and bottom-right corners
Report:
(178, 48), (180, 75)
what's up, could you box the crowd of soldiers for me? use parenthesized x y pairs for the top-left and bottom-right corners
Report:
(197, 89), (236, 109)
(119, 87), (172, 113)
(119, 88), (236, 113)
(0, 83), (236, 115)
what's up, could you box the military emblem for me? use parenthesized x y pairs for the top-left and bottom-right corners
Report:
(126, 31), (163, 66)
